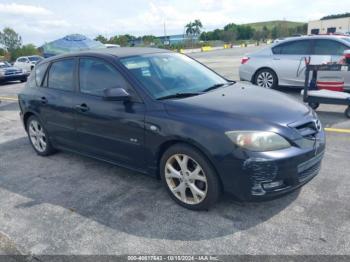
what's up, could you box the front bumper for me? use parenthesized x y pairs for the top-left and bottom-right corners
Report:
(217, 130), (326, 201)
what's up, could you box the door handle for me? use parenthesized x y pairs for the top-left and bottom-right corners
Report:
(40, 96), (47, 104)
(75, 103), (89, 112)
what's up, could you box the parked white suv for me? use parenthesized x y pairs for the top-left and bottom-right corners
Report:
(14, 55), (43, 72)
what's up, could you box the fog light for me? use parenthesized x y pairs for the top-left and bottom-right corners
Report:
(262, 180), (283, 190)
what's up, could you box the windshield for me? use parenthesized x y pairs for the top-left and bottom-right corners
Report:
(0, 61), (11, 68)
(120, 53), (228, 99)
(28, 56), (42, 62)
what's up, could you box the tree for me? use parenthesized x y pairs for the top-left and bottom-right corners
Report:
(261, 26), (270, 40)
(321, 13), (350, 20)
(193, 19), (203, 35)
(271, 26), (278, 39)
(221, 30), (237, 43)
(185, 22), (195, 36)
(0, 27), (22, 54)
(94, 35), (108, 44)
(11, 44), (39, 61)
(108, 34), (136, 47)
(142, 35), (159, 46)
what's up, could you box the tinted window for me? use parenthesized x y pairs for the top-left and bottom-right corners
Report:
(35, 63), (49, 86)
(18, 58), (27, 62)
(48, 59), (75, 91)
(313, 39), (348, 56)
(28, 56), (42, 62)
(79, 58), (130, 96)
(273, 40), (311, 55)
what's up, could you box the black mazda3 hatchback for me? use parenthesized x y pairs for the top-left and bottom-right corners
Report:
(18, 48), (325, 210)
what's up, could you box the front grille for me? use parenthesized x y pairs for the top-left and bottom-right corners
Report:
(297, 151), (324, 182)
(5, 69), (22, 76)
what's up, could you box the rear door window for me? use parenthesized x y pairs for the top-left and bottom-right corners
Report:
(272, 40), (311, 55)
(313, 39), (348, 56)
(48, 59), (75, 91)
(35, 63), (49, 86)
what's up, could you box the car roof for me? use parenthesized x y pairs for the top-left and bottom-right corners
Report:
(274, 35), (350, 45)
(42, 47), (172, 63)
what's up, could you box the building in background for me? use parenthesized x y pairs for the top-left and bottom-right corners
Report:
(308, 17), (350, 35)
(157, 34), (199, 45)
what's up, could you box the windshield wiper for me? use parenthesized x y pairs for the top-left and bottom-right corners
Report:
(202, 81), (235, 92)
(157, 92), (202, 100)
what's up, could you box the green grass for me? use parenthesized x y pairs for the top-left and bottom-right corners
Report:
(244, 20), (306, 31)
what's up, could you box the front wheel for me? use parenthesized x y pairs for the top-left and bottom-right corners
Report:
(160, 144), (221, 210)
(254, 69), (278, 89)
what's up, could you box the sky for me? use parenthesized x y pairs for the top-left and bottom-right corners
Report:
(0, 0), (349, 46)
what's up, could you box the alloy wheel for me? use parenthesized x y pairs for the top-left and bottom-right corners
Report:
(256, 71), (274, 88)
(165, 154), (208, 205)
(28, 120), (47, 153)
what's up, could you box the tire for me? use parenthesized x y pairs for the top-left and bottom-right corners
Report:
(254, 68), (278, 89)
(160, 144), (221, 210)
(20, 78), (27, 83)
(345, 106), (350, 118)
(308, 102), (320, 110)
(26, 115), (56, 156)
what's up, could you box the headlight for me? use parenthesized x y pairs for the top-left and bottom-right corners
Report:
(0, 70), (5, 77)
(225, 131), (291, 152)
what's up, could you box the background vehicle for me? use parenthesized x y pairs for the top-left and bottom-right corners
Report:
(18, 48), (325, 210)
(14, 55), (43, 72)
(239, 35), (350, 89)
(0, 61), (28, 83)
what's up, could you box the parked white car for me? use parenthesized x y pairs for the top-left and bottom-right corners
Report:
(239, 35), (350, 90)
(14, 55), (43, 72)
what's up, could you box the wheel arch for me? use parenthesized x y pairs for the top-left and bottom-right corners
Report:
(23, 111), (40, 131)
(252, 67), (279, 85)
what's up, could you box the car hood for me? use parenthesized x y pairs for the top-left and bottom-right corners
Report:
(163, 83), (311, 127)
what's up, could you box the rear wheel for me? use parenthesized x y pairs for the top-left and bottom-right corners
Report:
(27, 115), (56, 156)
(160, 144), (221, 210)
(254, 69), (278, 89)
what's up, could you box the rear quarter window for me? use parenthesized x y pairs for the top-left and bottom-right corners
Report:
(35, 62), (49, 86)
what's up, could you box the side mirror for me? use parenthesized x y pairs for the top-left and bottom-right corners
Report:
(103, 87), (131, 101)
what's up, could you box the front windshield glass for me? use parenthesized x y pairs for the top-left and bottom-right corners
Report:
(0, 61), (11, 68)
(28, 56), (42, 62)
(120, 53), (228, 99)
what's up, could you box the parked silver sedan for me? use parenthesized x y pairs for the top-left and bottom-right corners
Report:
(239, 35), (350, 90)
